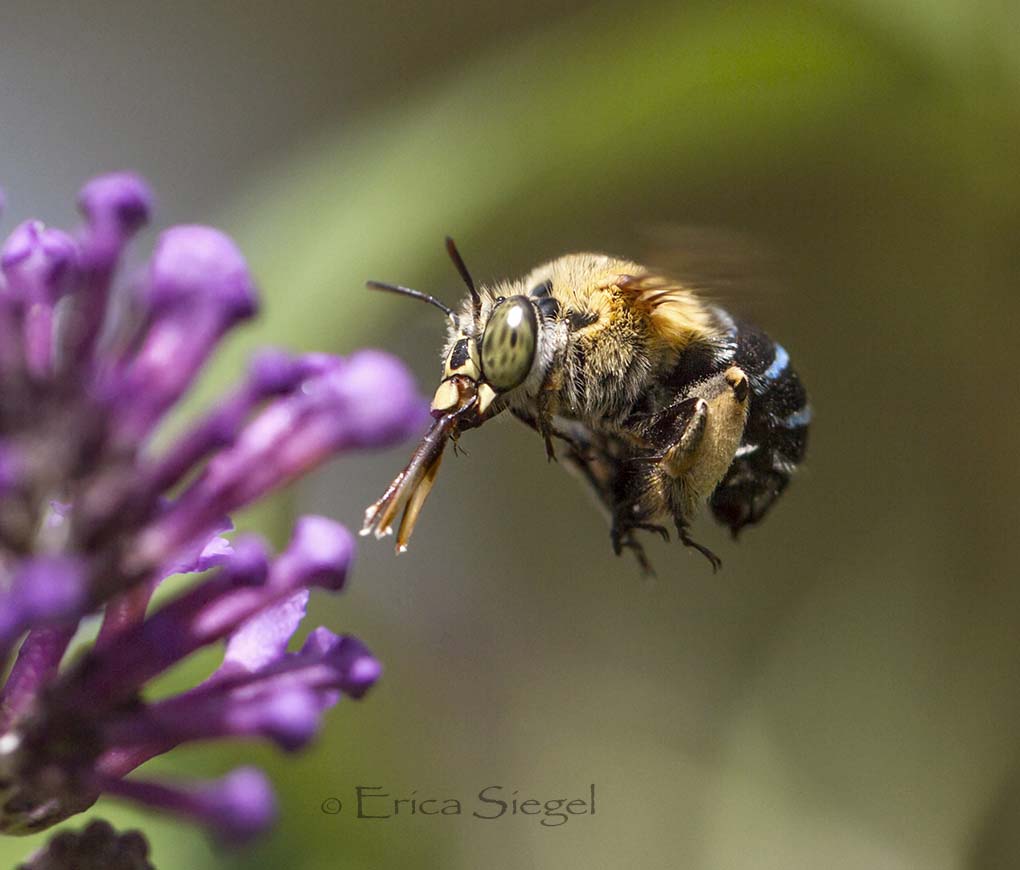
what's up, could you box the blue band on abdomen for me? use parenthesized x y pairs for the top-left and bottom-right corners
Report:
(762, 344), (789, 381)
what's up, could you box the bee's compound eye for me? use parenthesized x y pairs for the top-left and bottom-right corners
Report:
(480, 295), (537, 392)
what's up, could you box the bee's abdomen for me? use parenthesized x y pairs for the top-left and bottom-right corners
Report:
(710, 320), (810, 535)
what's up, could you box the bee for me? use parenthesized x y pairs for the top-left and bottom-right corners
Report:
(361, 238), (810, 573)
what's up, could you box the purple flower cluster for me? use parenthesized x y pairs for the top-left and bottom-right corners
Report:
(0, 174), (425, 842)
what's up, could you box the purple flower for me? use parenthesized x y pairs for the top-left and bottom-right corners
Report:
(0, 174), (427, 845)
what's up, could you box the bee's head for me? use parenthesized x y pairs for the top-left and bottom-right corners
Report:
(369, 237), (548, 429)
(363, 238), (542, 551)
(431, 292), (539, 422)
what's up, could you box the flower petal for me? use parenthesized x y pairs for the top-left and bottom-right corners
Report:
(222, 590), (309, 673)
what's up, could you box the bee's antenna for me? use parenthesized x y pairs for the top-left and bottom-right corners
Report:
(366, 280), (459, 326)
(445, 236), (482, 320)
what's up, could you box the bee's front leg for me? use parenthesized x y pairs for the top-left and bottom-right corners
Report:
(509, 407), (583, 458)
(536, 389), (558, 462)
(513, 372), (565, 462)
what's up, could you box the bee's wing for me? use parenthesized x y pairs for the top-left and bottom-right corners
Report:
(637, 224), (786, 318)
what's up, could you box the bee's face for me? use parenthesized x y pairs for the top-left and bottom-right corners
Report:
(433, 289), (554, 419)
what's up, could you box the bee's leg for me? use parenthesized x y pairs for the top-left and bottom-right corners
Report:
(510, 407), (580, 458)
(643, 397), (709, 475)
(643, 395), (730, 571)
(674, 519), (722, 573)
(610, 524), (656, 576)
(539, 427), (556, 462)
(536, 390), (558, 462)
(629, 522), (670, 541)
(609, 487), (667, 575)
(646, 367), (750, 477)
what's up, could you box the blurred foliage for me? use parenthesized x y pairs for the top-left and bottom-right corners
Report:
(213, 0), (921, 359)
(3, 0), (1020, 868)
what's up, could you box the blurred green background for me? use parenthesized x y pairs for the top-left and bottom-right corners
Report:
(2, 0), (1020, 867)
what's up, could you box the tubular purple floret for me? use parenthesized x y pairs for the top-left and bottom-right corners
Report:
(142, 349), (318, 496)
(103, 226), (260, 443)
(0, 221), (79, 304)
(248, 348), (313, 393)
(324, 634), (385, 698)
(0, 625), (79, 731)
(268, 516), (355, 593)
(76, 172), (153, 266)
(63, 173), (153, 365)
(102, 684), (324, 755)
(98, 767), (276, 844)
(195, 767), (278, 843)
(0, 557), (87, 657)
(219, 687), (323, 750)
(0, 222), (79, 376)
(217, 534), (271, 587)
(323, 349), (431, 446)
(144, 225), (257, 321)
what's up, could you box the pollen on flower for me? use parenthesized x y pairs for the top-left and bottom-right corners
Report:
(0, 173), (427, 849)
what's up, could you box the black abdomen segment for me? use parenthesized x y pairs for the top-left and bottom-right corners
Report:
(710, 321), (810, 535)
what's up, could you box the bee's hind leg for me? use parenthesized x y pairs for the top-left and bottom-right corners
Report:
(643, 396), (709, 475)
(642, 394), (730, 572)
(674, 520), (722, 573)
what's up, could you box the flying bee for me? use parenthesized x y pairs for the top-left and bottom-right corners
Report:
(361, 238), (810, 573)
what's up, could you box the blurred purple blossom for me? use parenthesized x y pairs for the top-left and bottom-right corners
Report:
(0, 173), (427, 845)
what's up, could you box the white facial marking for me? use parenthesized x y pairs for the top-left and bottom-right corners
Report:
(477, 383), (498, 415)
(431, 380), (460, 412)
